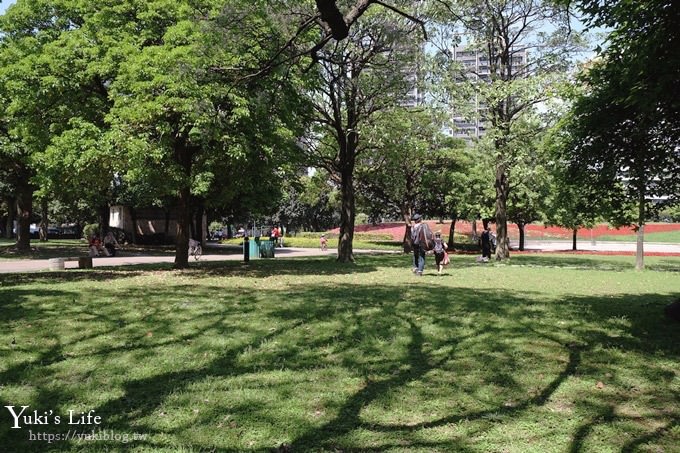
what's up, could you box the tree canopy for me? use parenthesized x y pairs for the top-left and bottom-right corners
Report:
(557, 0), (680, 269)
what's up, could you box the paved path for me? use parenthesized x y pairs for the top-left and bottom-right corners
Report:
(1, 242), (678, 274)
(521, 240), (680, 254)
(0, 247), (375, 274)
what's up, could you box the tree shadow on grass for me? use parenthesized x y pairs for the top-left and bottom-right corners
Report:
(91, 256), (387, 278)
(508, 254), (680, 272)
(0, 270), (146, 287)
(1, 277), (678, 451)
(269, 286), (680, 451)
(0, 244), (88, 261)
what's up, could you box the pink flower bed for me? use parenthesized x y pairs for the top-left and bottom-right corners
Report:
(332, 221), (680, 241)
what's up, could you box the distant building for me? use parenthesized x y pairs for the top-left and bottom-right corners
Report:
(402, 69), (425, 108)
(110, 205), (206, 244)
(449, 47), (528, 143)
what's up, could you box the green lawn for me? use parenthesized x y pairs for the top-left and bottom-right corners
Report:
(1, 254), (679, 452)
(594, 230), (680, 243)
(220, 236), (405, 251)
(0, 239), (244, 261)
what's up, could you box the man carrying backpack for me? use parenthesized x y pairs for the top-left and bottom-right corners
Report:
(410, 214), (433, 276)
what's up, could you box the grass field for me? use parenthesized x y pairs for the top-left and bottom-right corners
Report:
(0, 238), (405, 261)
(1, 254), (679, 452)
(594, 230), (680, 243)
(0, 239), (245, 261)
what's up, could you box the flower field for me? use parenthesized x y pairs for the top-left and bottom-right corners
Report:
(339, 221), (680, 242)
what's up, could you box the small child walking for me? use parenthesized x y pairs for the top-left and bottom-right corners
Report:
(433, 231), (448, 274)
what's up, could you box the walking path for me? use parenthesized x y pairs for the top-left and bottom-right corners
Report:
(0, 242), (678, 274)
(0, 247), (377, 274)
(521, 240), (680, 254)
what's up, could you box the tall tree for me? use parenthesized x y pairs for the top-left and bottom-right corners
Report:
(0, 0), (81, 251)
(506, 118), (552, 251)
(544, 114), (600, 251)
(559, 0), (680, 270)
(507, 159), (551, 251)
(303, 8), (421, 262)
(356, 107), (462, 251)
(432, 0), (586, 260)
(0, 0), (122, 248)
(109, 0), (309, 268)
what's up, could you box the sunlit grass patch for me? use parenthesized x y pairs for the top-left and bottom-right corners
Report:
(0, 253), (678, 451)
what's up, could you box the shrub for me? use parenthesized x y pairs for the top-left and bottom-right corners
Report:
(82, 223), (99, 239)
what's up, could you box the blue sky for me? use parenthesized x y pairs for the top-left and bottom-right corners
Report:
(0, 0), (15, 15)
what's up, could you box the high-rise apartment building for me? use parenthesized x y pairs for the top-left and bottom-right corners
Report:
(448, 47), (528, 143)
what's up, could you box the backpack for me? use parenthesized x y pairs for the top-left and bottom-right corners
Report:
(419, 223), (434, 251)
(433, 238), (445, 253)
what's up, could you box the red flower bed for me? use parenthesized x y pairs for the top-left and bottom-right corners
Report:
(521, 222), (680, 239)
(332, 221), (680, 241)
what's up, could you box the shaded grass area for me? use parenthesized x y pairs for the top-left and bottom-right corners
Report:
(0, 254), (679, 452)
(0, 239), (92, 260)
(0, 239), (243, 261)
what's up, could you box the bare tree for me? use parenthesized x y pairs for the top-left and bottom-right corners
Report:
(236, 0), (426, 79)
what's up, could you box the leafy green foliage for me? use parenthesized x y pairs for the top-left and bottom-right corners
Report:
(356, 108), (460, 222)
(431, 0), (588, 260)
(555, 0), (680, 267)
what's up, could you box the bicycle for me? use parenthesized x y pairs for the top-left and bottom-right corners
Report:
(189, 239), (202, 260)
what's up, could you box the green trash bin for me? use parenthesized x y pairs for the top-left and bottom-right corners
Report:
(259, 240), (275, 258)
(249, 237), (261, 260)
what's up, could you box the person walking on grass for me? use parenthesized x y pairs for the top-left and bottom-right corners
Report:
(410, 214), (432, 276)
(433, 231), (448, 274)
(481, 226), (492, 262)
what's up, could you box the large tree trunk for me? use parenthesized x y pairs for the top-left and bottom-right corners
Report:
(98, 204), (110, 237)
(635, 191), (645, 271)
(447, 217), (457, 250)
(164, 208), (171, 243)
(129, 207), (138, 245)
(174, 137), (193, 269)
(572, 228), (577, 251)
(39, 198), (48, 242)
(337, 81), (358, 263)
(4, 196), (16, 239)
(401, 210), (413, 253)
(15, 182), (33, 252)
(518, 222), (525, 251)
(337, 168), (355, 262)
(494, 160), (510, 260)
